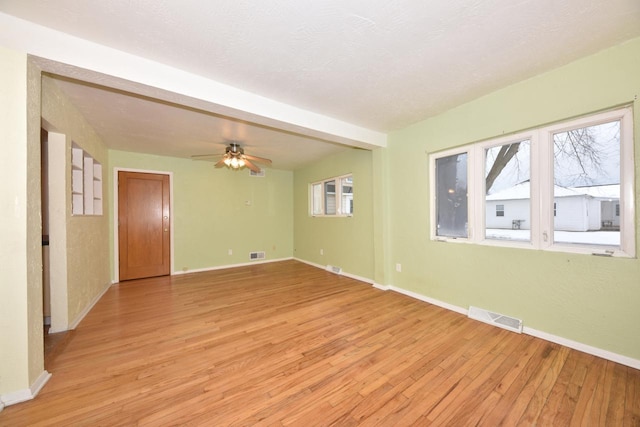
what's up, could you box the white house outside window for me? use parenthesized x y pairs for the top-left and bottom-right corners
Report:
(430, 107), (635, 257)
(310, 174), (354, 217)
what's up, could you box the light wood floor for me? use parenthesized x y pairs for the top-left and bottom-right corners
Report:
(2, 260), (639, 426)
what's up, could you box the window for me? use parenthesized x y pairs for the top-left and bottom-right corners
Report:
(435, 152), (468, 238)
(310, 174), (354, 217)
(324, 180), (336, 215)
(430, 107), (635, 257)
(341, 176), (354, 215)
(311, 183), (323, 215)
(485, 139), (530, 241)
(552, 120), (621, 247)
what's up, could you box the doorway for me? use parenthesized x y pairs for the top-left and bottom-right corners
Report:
(117, 171), (172, 281)
(40, 128), (51, 327)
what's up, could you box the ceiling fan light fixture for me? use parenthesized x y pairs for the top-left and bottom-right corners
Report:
(192, 142), (271, 172)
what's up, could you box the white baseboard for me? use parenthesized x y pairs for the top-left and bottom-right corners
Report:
(292, 258), (324, 270)
(372, 283), (390, 291)
(172, 257), (294, 275)
(388, 285), (468, 316)
(377, 284), (640, 370)
(293, 258), (376, 285)
(0, 370), (51, 408)
(340, 270), (374, 285)
(69, 281), (112, 330)
(523, 327), (640, 370)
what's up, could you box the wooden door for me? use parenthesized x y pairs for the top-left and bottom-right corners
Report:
(118, 171), (170, 281)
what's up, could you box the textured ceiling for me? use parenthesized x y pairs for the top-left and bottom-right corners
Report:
(46, 75), (348, 170)
(2, 0), (640, 168)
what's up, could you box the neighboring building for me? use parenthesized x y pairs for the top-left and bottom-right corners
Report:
(486, 182), (620, 231)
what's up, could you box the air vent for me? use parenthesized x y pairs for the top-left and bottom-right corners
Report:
(326, 265), (343, 275)
(250, 170), (265, 177)
(249, 251), (265, 260)
(468, 306), (523, 333)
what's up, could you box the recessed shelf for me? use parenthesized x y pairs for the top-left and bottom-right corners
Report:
(71, 143), (102, 216)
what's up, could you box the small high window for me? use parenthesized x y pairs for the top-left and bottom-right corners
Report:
(310, 174), (354, 217)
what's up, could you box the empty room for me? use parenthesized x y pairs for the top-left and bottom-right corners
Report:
(1, 1), (639, 425)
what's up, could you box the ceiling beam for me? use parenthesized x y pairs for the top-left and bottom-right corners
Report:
(0, 12), (387, 150)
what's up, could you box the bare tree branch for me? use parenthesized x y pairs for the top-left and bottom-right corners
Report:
(485, 142), (520, 194)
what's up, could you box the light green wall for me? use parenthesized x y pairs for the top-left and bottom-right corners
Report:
(108, 151), (293, 278)
(387, 37), (640, 359)
(293, 148), (374, 280)
(41, 76), (111, 327)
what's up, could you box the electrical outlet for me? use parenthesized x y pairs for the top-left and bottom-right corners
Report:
(320, 249), (324, 255)
(396, 263), (402, 272)
(228, 249), (232, 255)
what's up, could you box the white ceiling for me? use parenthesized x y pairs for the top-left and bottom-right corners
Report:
(2, 0), (640, 170)
(46, 76), (349, 170)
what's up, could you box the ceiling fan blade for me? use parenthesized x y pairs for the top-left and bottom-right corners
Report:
(243, 158), (261, 173)
(243, 154), (272, 164)
(214, 158), (227, 168)
(191, 154), (223, 160)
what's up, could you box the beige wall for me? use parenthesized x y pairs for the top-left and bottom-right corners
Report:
(41, 76), (111, 328)
(0, 48), (44, 398)
(27, 57), (45, 387)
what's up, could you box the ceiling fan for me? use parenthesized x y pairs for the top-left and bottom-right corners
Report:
(192, 142), (272, 173)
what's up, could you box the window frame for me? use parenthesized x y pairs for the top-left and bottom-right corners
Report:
(430, 146), (472, 240)
(309, 173), (354, 217)
(429, 106), (635, 258)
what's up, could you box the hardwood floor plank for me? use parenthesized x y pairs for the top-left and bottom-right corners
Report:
(569, 356), (608, 427)
(624, 367), (640, 427)
(517, 345), (570, 425)
(606, 361), (629, 426)
(1, 260), (638, 426)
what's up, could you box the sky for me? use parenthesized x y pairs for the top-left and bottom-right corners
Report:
(485, 119), (620, 193)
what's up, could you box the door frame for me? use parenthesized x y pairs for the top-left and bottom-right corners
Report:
(113, 167), (174, 283)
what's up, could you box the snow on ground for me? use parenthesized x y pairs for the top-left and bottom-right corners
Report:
(486, 229), (620, 246)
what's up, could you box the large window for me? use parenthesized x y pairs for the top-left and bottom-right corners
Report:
(430, 107), (635, 257)
(310, 174), (353, 217)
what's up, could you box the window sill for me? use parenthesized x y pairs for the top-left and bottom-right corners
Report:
(431, 236), (634, 258)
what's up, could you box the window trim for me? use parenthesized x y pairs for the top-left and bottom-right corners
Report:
(429, 145), (472, 240)
(429, 106), (635, 258)
(309, 173), (354, 217)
